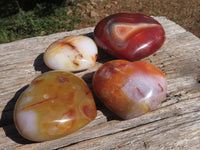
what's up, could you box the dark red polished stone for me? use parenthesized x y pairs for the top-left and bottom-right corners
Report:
(94, 13), (165, 61)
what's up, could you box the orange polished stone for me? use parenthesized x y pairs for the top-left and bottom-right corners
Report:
(93, 60), (167, 119)
(14, 71), (97, 141)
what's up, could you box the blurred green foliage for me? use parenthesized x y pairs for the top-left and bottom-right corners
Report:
(0, 0), (81, 43)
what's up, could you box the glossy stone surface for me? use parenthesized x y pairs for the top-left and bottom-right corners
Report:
(14, 71), (97, 141)
(94, 13), (165, 61)
(44, 35), (98, 72)
(93, 60), (167, 119)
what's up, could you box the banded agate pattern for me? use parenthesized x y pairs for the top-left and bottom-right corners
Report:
(93, 60), (167, 119)
(94, 13), (165, 61)
(14, 71), (97, 141)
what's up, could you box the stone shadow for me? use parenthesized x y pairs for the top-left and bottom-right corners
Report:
(33, 53), (52, 73)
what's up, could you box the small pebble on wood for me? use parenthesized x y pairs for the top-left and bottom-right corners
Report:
(14, 71), (97, 142)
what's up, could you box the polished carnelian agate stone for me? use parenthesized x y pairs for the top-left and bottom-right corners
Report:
(94, 13), (165, 61)
(44, 35), (98, 72)
(93, 60), (167, 119)
(14, 71), (97, 141)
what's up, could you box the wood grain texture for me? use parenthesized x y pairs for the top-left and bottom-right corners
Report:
(0, 17), (200, 150)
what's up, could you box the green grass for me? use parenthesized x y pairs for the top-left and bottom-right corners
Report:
(0, 1), (81, 43)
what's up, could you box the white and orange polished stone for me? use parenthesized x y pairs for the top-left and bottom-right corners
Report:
(44, 35), (98, 72)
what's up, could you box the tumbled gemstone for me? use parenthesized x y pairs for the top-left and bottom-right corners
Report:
(94, 13), (165, 61)
(93, 60), (167, 119)
(14, 71), (97, 141)
(44, 35), (98, 72)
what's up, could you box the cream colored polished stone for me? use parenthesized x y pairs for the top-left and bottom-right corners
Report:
(44, 35), (98, 72)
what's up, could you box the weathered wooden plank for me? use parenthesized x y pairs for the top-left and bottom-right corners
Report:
(59, 111), (200, 150)
(0, 17), (200, 150)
